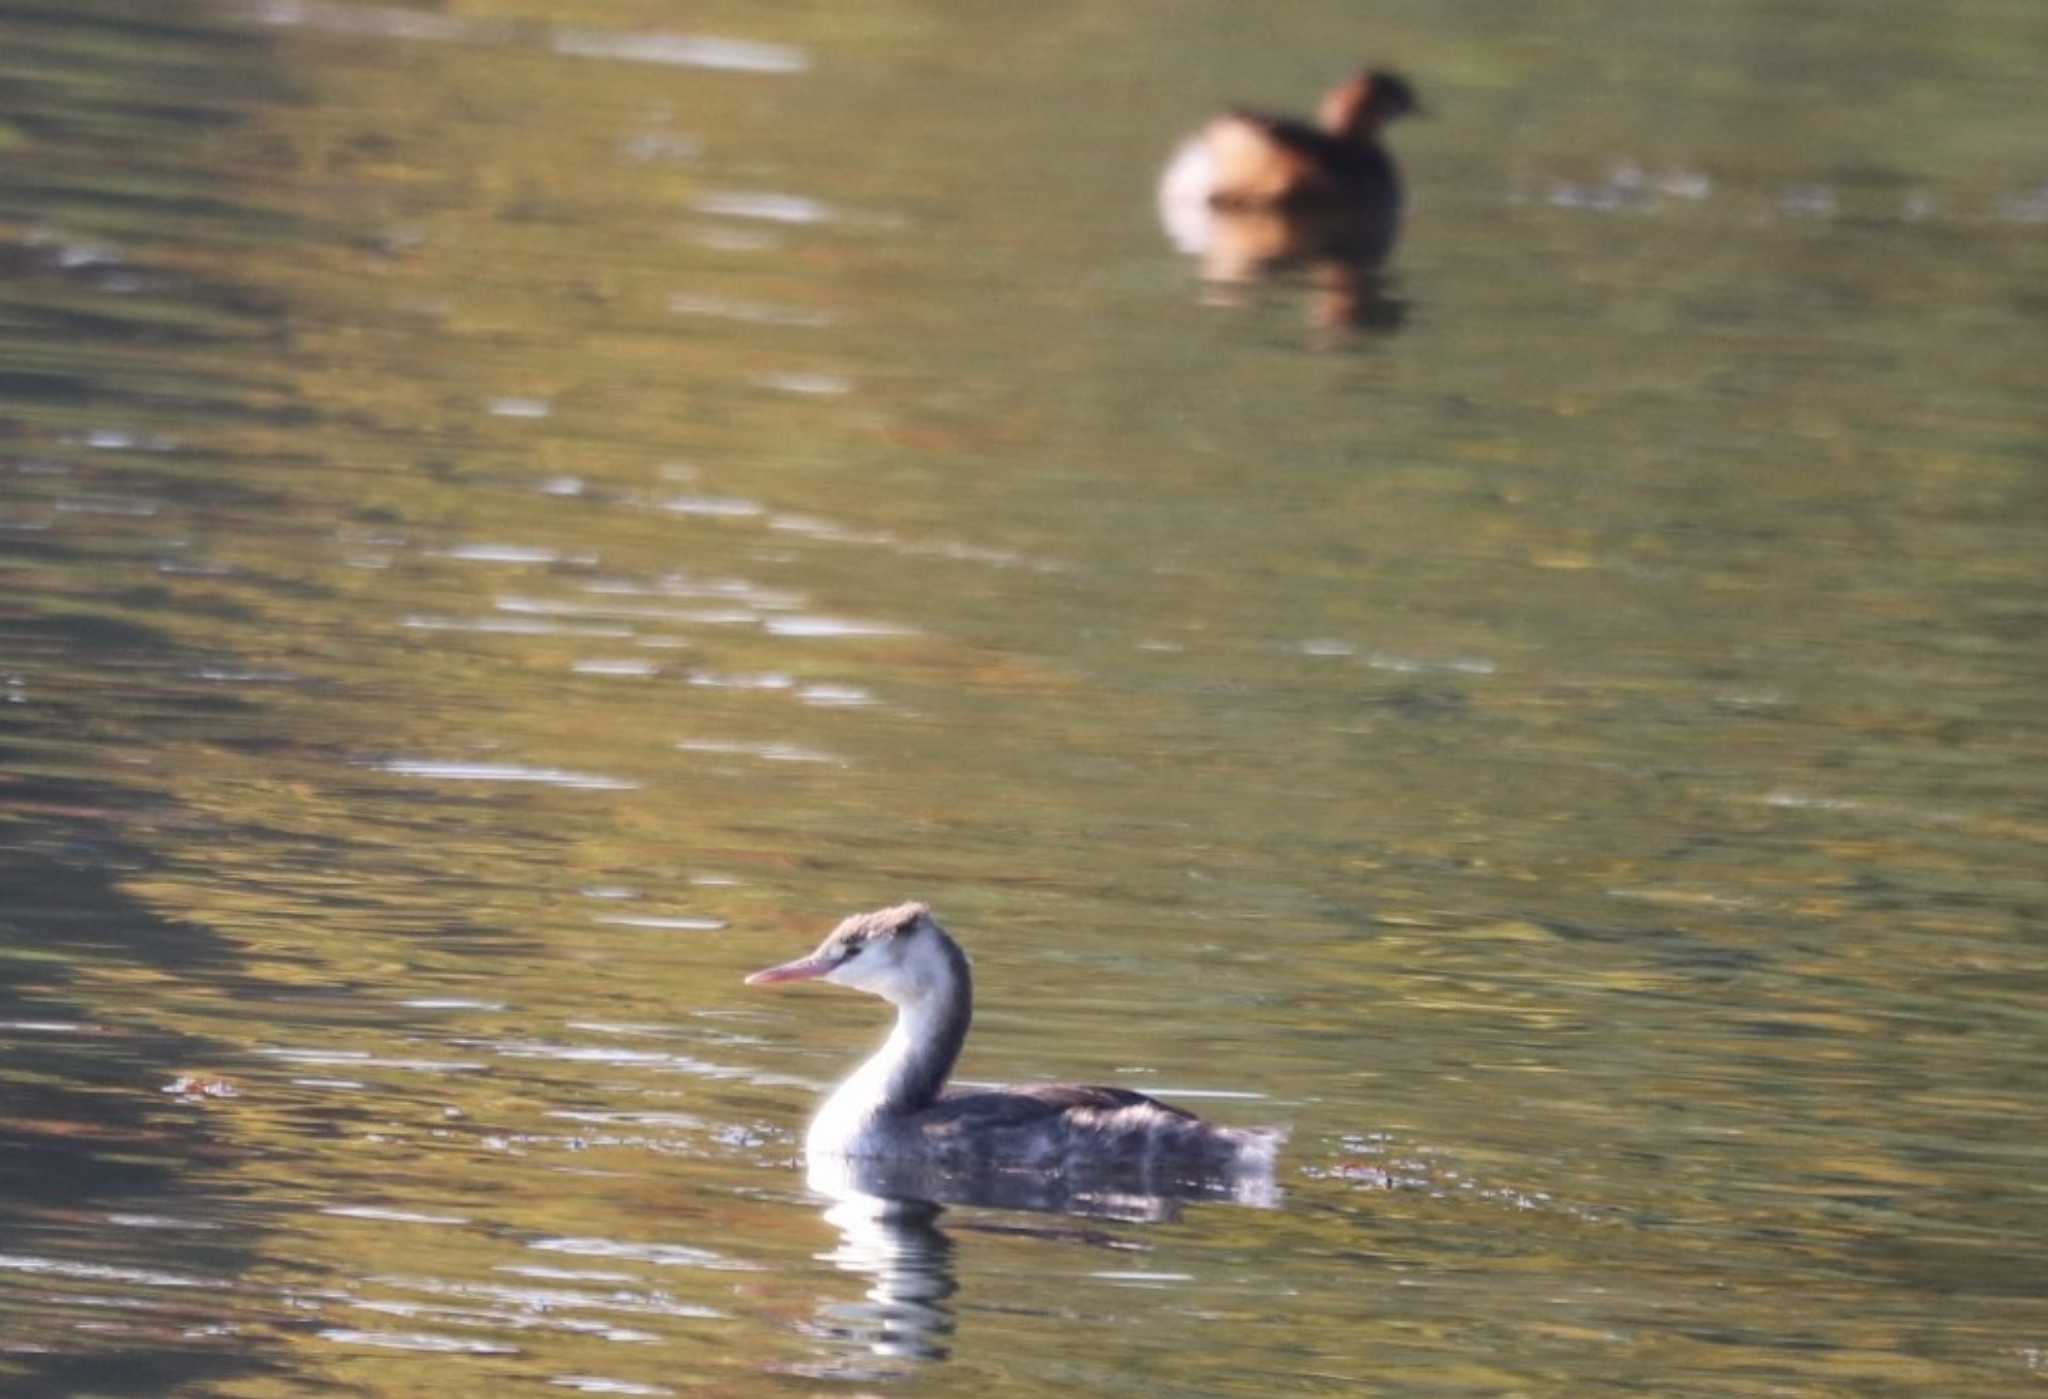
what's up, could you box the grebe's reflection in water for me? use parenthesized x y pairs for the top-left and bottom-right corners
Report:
(809, 1147), (1278, 1223)
(798, 1147), (1277, 1376)
(809, 1168), (957, 1371)
(1160, 197), (1411, 336)
(797, 1151), (1280, 1374)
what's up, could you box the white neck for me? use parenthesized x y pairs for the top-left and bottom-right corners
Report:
(809, 930), (973, 1147)
(853, 994), (961, 1113)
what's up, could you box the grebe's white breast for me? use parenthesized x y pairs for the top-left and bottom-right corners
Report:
(1156, 136), (1219, 255)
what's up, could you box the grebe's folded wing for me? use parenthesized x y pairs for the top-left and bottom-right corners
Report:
(1202, 112), (1362, 207)
(924, 1083), (1200, 1130)
(1203, 111), (1311, 205)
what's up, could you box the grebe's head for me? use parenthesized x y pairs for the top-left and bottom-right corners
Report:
(745, 901), (962, 1004)
(1319, 69), (1421, 140)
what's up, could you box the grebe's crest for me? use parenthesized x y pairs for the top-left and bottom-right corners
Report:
(833, 900), (929, 942)
(819, 900), (931, 963)
(772, 900), (970, 1002)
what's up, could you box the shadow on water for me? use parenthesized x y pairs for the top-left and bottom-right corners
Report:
(0, 448), (293, 1388)
(0, 5), (301, 1387)
(0, 777), (277, 1393)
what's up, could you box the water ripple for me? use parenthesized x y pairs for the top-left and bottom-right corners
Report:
(442, 544), (563, 564)
(259, 1048), (487, 1073)
(550, 29), (807, 74)
(796, 683), (875, 708)
(499, 595), (756, 626)
(660, 495), (765, 518)
(379, 760), (638, 791)
(752, 371), (850, 396)
(675, 739), (841, 764)
(478, 1040), (815, 1089)
(667, 293), (833, 328)
(528, 1237), (755, 1271)
(761, 615), (913, 640)
(372, 1273), (726, 1321)
(590, 916), (729, 932)
(317, 1327), (519, 1354)
(321, 1206), (473, 1226)
(0, 1254), (211, 1289)
(691, 192), (832, 225)
(404, 614), (635, 637)
(686, 671), (793, 691)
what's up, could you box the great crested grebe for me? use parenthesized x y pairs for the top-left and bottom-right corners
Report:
(746, 903), (1282, 1182)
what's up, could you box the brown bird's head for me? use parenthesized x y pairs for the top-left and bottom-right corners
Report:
(1320, 69), (1422, 140)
